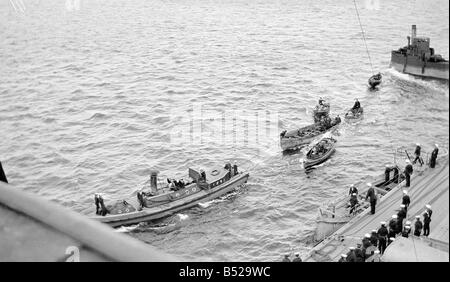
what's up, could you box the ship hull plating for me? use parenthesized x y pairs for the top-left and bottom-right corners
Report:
(390, 51), (449, 80)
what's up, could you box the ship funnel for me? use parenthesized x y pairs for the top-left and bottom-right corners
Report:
(150, 170), (159, 192)
(411, 25), (417, 39)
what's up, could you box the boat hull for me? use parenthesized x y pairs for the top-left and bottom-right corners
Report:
(280, 123), (339, 151)
(93, 173), (249, 227)
(390, 51), (449, 80)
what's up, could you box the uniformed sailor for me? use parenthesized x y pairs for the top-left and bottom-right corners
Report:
(402, 190), (411, 212)
(362, 233), (372, 250)
(349, 193), (358, 215)
(346, 247), (357, 262)
(371, 250), (381, 262)
(397, 204), (407, 234)
(387, 237), (395, 246)
(200, 169), (206, 181)
(282, 254), (291, 262)
(233, 161), (238, 176)
(370, 230), (378, 247)
(384, 164), (392, 183)
(401, 225), (411, 238)
(137, 188), (145, 209)
(338, 254), (347, 262)
(404, 159), (413, 187)
(377, 222), (388, 254)
(429, 144), (439, 168)
(425, 204), (433, 219)
(292, 253), (302, 262)
(423, 211), (431, 237)
(412, 143), (423, 166)
(352, 98), (361, 111)
(348, 184), (358, 196)
(388, 215), (398, 238)
(365, 183), (377, 214)
(414, 215), (423, 236)
(354, 243), (365, 262)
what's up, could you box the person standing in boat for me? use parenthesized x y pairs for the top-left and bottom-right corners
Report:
(233, 161), (238, 176)
(137, 189), (145, 209)
(318, 97), (325, 106)
(402, 190), (411, 213)
(429, 144), (439, 168)
(348, 184), (358, 196)
(403, 159), (413, 187)
(98, 194), (109, 216)
(349, 193), (358, 215)
(94, 193), (101, 215)
(365, 183), (377, 215)
(377, 222), (388, 254)
(384, 164), (392, 183)
(414, 215), (423, 236)
(412, 143), (423, 166)
(351, 98), (361, 114)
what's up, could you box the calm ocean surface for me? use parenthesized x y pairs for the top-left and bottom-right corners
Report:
(0, 0), (448, 261)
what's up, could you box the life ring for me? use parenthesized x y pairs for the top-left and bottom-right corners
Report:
(211, 170), (219, 176)
(192, 187), (197, 192)
(118, 210), (122, 214)
(125, 208), (130, 213)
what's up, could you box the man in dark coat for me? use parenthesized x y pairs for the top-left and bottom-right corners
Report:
(346, 247), (357, 262)
(354, 244), (365, 262)
(98, 194), (109, 216)
(384, 164), (392, 183)
(137, 189), (145, 209)
(412, 143), (423, 165)
(352, 98), (361, 110)
(397, 205), (407, 234)
(94, 193), (100, 215)
(402, 225), (411, 238)
(370, 230), (379, 247)
(348, 184), (358, 196)
(233, 161), (238, 176)
(414, 215), (423, 236)
(377, 222), (389, 254)
(349, 193), (358, 215)
(423, 212), (431, 236)
(425, 204), (433, 219)
(402, 190), (411, 213)
(429, 144), (439, 168)
(338, 254), (347, 262)
(404, 159), (413, 187)
(388, 215), (398, 238)
(365, 183), (377, 214)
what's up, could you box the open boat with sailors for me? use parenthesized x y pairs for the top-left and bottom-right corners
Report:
(303, 137), (337, 169)
(345, 107), (364, 121)
(91, 162), (249, 227)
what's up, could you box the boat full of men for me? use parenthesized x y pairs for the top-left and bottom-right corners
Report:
(282, 142), (441, 262)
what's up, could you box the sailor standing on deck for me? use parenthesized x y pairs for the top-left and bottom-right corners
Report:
(388, 215), (398, 238)
(338, 254), (347, 262)
(365, 183), (377, 214)
(404, 159), (413, 187)
(412, 143), (423, 166)
(402, 190), (411, 213)
(429, 144), (439, 168)
(425, 204), (433, 219)
(377, 222), (388, 254)
(370, 230), (378, 247)
(346, 247), (357, 262)
(397, 204), (407, 234)
(414, 215), (423, 236)
(423, 211), (432, 236)
(354, 243), (365, 262)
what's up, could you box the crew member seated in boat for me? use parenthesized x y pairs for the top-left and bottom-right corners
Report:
(332, 115), (341, 125)
(348, 193), (358, 215)
(404, 159), (413, 187)
(429, 144), (439, 168)
(280, 130), (287, 138)
(318, 97), (325, 106)
(412, 143), (423, 166)
(351, 98), (361, 113)
(233, 161), (238, 176)
(94, 193), (101, 215)
(348, 184), (358, 196)
(282, 254), (291, 262)
(200, 169), (206, 181)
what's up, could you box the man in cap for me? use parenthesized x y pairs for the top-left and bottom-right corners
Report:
(282, 254), (291, 262)
(404, 159), (413, 187)
(233, 161), (238, 176)
(414, 215), (423, 236)
(423, 211), (431, 236)
(377, 222), (388, 254)
(384, 164), (392, 183)
(402, 190), (411, 213)
(292, 253), (302, 262)
(365, 183), (377, 214)
(429, 144), (439, 168)
(354, 243), (365, 262)
(338, 254), (347, 262)
(413, 143), (423, 166)
(94, 193), (101, 215)
(349, 193), (359, 215)
(402, 225), (411, 238)
(388, 215), (398, 238)
(397, 204), (407, 234)
(370, 230), (379, 247)
(137, 188), (145, 209)
(346, 247), (357, 262)
(425, 204), (433, 219)
(348, 184), (358, 196)
(362, 233), (372, 251)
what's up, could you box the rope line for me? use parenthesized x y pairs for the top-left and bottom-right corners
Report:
(353, 0), (374, 75)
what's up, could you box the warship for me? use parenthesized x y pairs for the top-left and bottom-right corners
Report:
(390, 25), (449, 80)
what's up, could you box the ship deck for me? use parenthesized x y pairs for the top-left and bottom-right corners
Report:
(303, 156), (449, 262)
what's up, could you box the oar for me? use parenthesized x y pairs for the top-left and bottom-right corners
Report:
(0, 161), (7, 183)
(405, 150), (412, 162)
